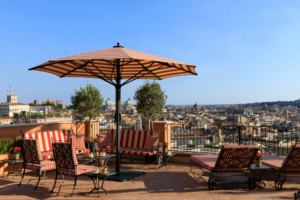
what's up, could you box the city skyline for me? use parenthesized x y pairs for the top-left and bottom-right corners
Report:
(1, 1), (300, 105)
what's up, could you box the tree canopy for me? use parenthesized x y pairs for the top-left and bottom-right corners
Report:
(134, 81), (167, 129)
(71, 82), (104, 136)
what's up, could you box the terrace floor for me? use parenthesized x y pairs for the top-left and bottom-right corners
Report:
(0, 158), (299, 200)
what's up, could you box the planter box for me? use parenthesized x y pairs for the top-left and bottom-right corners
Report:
(0, 154), (23, 176)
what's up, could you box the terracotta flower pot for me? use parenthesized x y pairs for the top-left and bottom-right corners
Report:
(255, 159), (262, 167)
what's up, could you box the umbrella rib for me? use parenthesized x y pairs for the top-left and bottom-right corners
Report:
(110, 60), (117, 80)
(89, 61), (115, 85)
(81, 66), (115, 86)
(156, 61), (197, 75)
(122, 62), (165, 86)
(29, 60), (73, 70)
(121, 62), (156, 86)
(60, 60), (93, 78)
(135, 60), (162, 80)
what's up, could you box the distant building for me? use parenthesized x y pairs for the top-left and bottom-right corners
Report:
(56, 100), (62, 106)
(29, 105), (53, 114)
(192, 102), (199, 111)
(42, 99), (55, 105)
(0, 91), (30, 117)
(105, 98), (133, 111)
(34, 99), (39, 105)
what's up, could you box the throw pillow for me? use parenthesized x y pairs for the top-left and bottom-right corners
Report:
(97, 134), (113, 148)
(144, 136), (159, 151)
(70, 135), (85, 149)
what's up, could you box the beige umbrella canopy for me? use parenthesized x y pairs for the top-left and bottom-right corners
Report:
(29, 43), (197, 180)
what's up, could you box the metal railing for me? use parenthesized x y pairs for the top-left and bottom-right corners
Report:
(98, 121), (299, 156)
(170, 124), (299, 156)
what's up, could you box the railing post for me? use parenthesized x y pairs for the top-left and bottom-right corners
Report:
(238, 126), (241, 145)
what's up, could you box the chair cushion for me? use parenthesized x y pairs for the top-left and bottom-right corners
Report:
(70, 135), (85, 150)
(25, 160), (56, 171)
(96, 134), (109, 148)
(191, 155), (218, 171)
(262, 155), (284, 171)
(58, 164), (95, 176)
(144, 136), (158, 151)
(97, 147), (156, 156)
(41, 151), (54, 160)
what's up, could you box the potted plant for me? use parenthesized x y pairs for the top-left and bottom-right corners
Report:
(163, 142), (168, 154)
(12, 147), (21, 160)
(255, 152), (263, 167)
(85, 137), (97, 153)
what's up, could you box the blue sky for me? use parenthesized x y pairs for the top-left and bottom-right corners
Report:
(1, 1), (300, 105)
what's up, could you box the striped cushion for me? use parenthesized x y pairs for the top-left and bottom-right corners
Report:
(144, 136), (158, 151)
(262, 155), (284, 171)
(107, 129), (158, 149)
(98, 147), (155, 156)
(96, 134), (112, 148)
(22, 130), (73, 152)
(58, 164), (95, 176)
(25, 160), (56, 171)
(70, 135), (85, 149)
(41, 151), (54, 160)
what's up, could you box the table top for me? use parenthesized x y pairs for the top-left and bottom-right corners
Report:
(77, 153), (116, 161)
(155, 153), (176, 157)
(83, 169), (116, 178)
(250, 164), (272, 170)
(1, 158), (24, 163)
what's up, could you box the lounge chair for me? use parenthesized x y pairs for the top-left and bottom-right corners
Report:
(262, 144), (300, 190)
(190, 145), (258, 190)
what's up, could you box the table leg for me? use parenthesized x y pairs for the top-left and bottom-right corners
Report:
(165, 156), (171, 170)
(104, 158), (109, 170)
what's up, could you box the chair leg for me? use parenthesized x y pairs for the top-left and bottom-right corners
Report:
(35, 171), (42, 190)
(62, 175), (65, 183)
(44, 171), (46, 180)
(51, 172), (58, 193)
(70, 176), (77, 197)
(18, 167), (26, 186)
(190, 159), (192, 173)
(130, 154), (133, 163)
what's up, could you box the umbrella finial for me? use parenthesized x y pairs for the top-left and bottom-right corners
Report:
(113, 43), (124, 48)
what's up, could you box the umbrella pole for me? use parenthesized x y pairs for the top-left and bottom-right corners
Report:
(115, 59), (121, 175)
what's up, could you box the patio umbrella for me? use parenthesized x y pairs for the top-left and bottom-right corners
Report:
(29, 43), (197, 181)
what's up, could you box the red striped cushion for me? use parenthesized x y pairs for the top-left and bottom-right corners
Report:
(25, 160), (56, 171)
(70, 135), (85, 149)
(22, 130), (73, 152)
(41, 151), (54, 160)
(144, 136), (158, 151)
(107, 129), (158, 148)
(97, 147), (156, 155)
(96, 134), (108, 148)
(58, 164), (95, 175)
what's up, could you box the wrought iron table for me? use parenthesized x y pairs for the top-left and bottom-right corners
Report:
(1, 158), (23, 179)
(249, 164), (272, 189)
(77, 154), (116, 168)
(155, 153), (176, 170)
(83, 169), (116, 197)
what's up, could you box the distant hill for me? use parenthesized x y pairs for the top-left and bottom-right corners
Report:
(241, 100), (300, 108)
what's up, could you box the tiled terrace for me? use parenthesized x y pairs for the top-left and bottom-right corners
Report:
(0, 158), (299, 200)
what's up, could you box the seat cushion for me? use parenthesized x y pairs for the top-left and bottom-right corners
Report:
(70, 135), (85, 150)
(41, 151), (54, 160)
(262, 155), (284, 171)
(58, 164), (95, 176)
(97, 147), (155, 156)
(144, 136), (158, 151)
(25, 160), (56, 171)
(191, 155), (218, 171)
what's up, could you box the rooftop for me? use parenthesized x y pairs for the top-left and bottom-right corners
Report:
(0, 158), (299, 199)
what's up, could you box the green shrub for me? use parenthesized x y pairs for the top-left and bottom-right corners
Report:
(204, 142), (221, 149)
(187, 143), (197, 147)
(0, 137), (20, 155)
